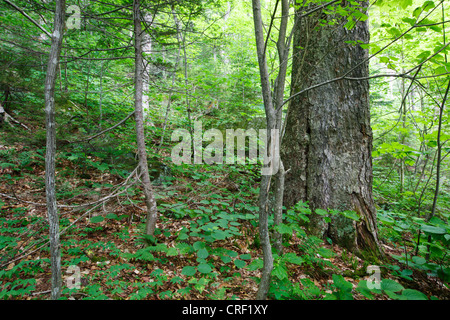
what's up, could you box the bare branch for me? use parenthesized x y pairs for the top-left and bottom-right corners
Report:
(2, 0), (52, 38)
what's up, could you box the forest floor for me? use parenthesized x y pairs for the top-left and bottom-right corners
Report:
(0, 142), (449, 300)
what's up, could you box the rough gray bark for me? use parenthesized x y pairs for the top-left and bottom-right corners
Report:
(133, 0), (158, 236)
(282, 1), (382, 258)
(44, 0), (65, 300)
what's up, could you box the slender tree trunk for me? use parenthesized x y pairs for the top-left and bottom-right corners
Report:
(400, 66), (406, 194)
(252, 0), (292, 299)
(159, 8), (183, 150)
(44, 0), (65, 300)
(84, 55), (92, 128)
(252, 0), (275, 300)
(142, 13), (153, 123)
(98, 61), (105, 130)
(133, 0), (158, 236)
(172, 10), (193, 137)
(282, 1), (382, 259)
(425, 79), (449, 259)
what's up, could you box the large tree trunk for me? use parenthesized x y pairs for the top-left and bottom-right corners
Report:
(133, 0), (158, 236)
(282, 1), (382, 258)
(44, 0), (66, 300)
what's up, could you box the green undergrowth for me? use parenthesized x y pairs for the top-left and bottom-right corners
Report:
(0, 142), (448, 300)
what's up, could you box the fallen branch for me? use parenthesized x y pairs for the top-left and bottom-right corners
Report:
(2, 111), (30, 130)
(67, 111), (135, 144)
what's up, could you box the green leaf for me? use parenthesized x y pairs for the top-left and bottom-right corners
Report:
(221, 255), (232, 264)
(181, 266), (196, 276)
(284, 252), (304, 265)
(226, 250), (238, 258)
(412, 256), (426, 265)
(178, 232), (189, 240)
(213, 230), (230, 240)
(197, 263), (212, 274)
(272, 263), (288, 280)
(332, 274), (352, 292)
(315, 209), (328, 216)
(317, 247), (336, 258)
(381, 279), (404, 292)
(166, 247), (179, 257)
(193, 241), (206, 250)
(234, 259), (247, 269)
(90, 216), (104, 223)
(105, 213), (118, 220)
(274, 223), (293, 235)
(356, 280), (374, 299)
(417, 50), (431, 62)
(399, 269), (413, 280)
(197, 248), (209, 259)
(385, 290), (402, 300)
(0, 163), (15, 169)
(401, 289), (428, 300)
(422, 1), (435, 11)
(420, 225), (446, 235)
(402, 17), (416, 26)
(239, 253), (251, 260)
(247, 258), (263, 271)
(341, 210), (360, 221)
(399, 0), (413, 9)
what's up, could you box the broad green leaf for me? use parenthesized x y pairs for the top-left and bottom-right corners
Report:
(166, 247), (179, 257)
(356, 280), (375, 299)
(193, 241), (206, 250)
(197, 248), (209, 259)
(315, 209), (328, 216)
(90, 216), (104, 223)
(178, 232), (189, 240)
(332, 274), (352, 292)
(284, 252), (304, 265)
(247, 258), (263, 271)
(318, 247), (336, 258)
(399, 0), (413, 9)
(274, 223), (293, 235)
(272, 263), (288, 280)
(420, 225), (446, 235)
(221, 255), (232, 264)
(399, 269), (413, 280)
(402, 17), (416, 26)
(341, 210), (360, 221)
(417, 50), (431, 62)
(379, 56), (390, 64)
(381, 279), (404, 292)
(181, 266), (196, 276)
(197, 263), (212, 274)
(0, 163), (15, 169)
(234, 259), (246, 269)
(385, 290), (402, 300)
(226, 250), (238, 258)
(422, 1), (435, 11)
(105, 213), (118, 220)
(401, 289), (428, 300)
(412, 256), (426, 265)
